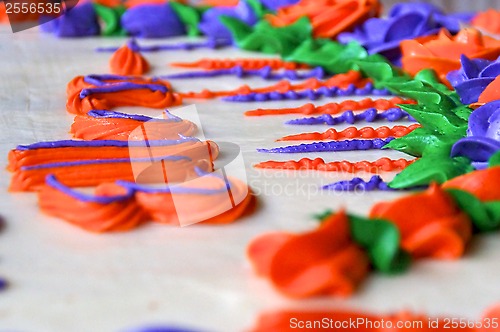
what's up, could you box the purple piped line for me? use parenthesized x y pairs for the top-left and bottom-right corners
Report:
(257, 138), (394, 153)
(322, 175), (426, 192)
(285, 107), (413, 125)
(79, 82), (168, 99)
(160, 66), (326, 81)
(87, 110), (154, 122)
(45, 174), (135, 204)
(84, 74), (142, 86)
(222, 83), (391, 102)
(16, 138), (199, 151)
(21, 155), (191, 171)
(95, 38), (232, 53)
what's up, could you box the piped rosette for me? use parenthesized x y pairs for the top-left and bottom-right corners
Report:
(66, 74), (182, 114)
(38, 169), (255, 232)
(71, 110), (196, 141)
(8, 138), (219, 191)
(109, 39), (150, 76)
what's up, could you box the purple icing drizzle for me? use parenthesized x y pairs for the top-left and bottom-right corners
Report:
(21, 155), (191, 171)
(79, 83), (168, 99)
(96, 38), (231, 53)
(257, 138), (394, 153)
(222, 83), (391, 102)
(322, 175), (424, 191)
(285, 107), (413, 125)
(87, 110), (181, 123)
(16, 138), (198, 151)
(160, 66), (325, 81)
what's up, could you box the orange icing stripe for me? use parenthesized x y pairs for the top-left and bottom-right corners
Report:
(247, 211), (370, 298)
(255, 157), (415, 173)
(178, 70), (370, 99)
(277, 124), (421, 141)
(170, 58), (310, 70)
(442, 166), (500, 202)
(109, 43), (150, 76)
(70, 114), (196, 141)
(66, 76), (182, 115)
(245, 97), (416, 116)
(369, 184), (472, 260)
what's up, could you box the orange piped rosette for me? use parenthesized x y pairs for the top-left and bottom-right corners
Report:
(442, 166), (500, 202)
(472, 9), (500, 36)
(265, 0), (381, 39)
(247, 210), (370, 298)
(401, 29), (500, 85)
(109, 40), (150, 76)
(369, 183), (472, 260)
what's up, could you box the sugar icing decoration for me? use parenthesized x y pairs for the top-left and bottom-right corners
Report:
(109, 39), (150, 76)
(257, 138), (394, 154)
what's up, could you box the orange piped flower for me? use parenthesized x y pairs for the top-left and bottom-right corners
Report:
(442, 166), (500, 202)
(110, 40), (150, 76)
(369, 183), (472, 260)
(472, 9), (500, 36)
(401, 29), (500, 85)
(247, 211), (370, 298)
(265, 0), (381, 39)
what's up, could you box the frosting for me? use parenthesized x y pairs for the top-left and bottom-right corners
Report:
(97, 39), (231, 52)
(277, 124), (420, 141)
(71, 110), (196, 141)
(121, 3), (186, 38)
(257, 138), (394, 153)
(265, 0), (381, 39)
(443, 166), (500, 202)
(93, 3), (127, 36)
(369, 184), (472, 259)
(401, 29), (500, 85)
(338, 2), (469, 63)
(66, 75), (182, 114)
(322, 175), (403, 191)
(170, 58), (309, 70)
(245, 97), (415, 116)
(286, 107), (413, 125)
(109, 39), (150, 76)
(40, 2), (100, 37)
(260, 0), (299, 11)
(247, 211), (370, 297)
(472, 9), (500, 36)
(255, 157), (415, 173)
(447, 55), (500, 105)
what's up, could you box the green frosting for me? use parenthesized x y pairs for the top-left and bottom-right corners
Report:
(489, 151), (500, 167)
(170, 1), (202, 37)
(93, 4), (127, 37)
(245, 0), (270, 19)
(446, 189), (500, 232)
(349, 215), (411, 274)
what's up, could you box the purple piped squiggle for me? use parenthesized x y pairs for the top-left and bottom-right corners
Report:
(96, 39), (231, 53)
(160, 66), (325, 81)
(87, 110), (182, 123)
(285, 107), (413, 125)
(79, 82), (168, 99)
(322, 175), (394, 191)
(257, 138), (394, 153)
(16, 138), (199, 151)
(222, 83), (391, 102)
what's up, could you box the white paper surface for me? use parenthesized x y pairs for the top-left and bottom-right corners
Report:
(0, 26), (499, 332)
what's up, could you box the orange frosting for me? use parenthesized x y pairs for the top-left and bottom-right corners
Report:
(0, 2), (8, 24)
(179, 70), (371, 99)
(266, 0), (381, 39)
(170, 58), (309, 70)
(477, 76), (500, 105)
(442, 166), (500, 202)
(472, 9), (500, 36)
(109, 43), (150, 76)
(401, 29), (500, 85)
(255, 157), (415, 173)
(70, 113), (196, 141)
(66, 76), (182, 115)
(277, 124), (420, 141)
(247, 211), (370, 298)
(245, 97), (415, 116)
(39, 182), (148, 233)
(370, 184), (472, 260)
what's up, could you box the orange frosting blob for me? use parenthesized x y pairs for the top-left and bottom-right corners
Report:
(472, 9), (500, 36)
(442, 166), (500, 202)
(265, 0), (381, 39)
(369, 183), (472, 260)
(109, 43), (150, 76)
(401, 29), (500, 85)
(247, 211), (370, 298)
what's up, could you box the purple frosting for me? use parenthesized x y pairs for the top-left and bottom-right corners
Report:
(121, 4), (186, 38)
(96, 39), (231, 53)
(198, 1), (258, 41)
(260, 0), (300, 11)
(447, 55), (500, 105)
(257, 138), (394, 153)
(337, 3), (472, 63)
(451, 100), (500, 168)
(40, 2), (100, 37)
(322, 175), (423, 191)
